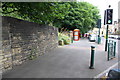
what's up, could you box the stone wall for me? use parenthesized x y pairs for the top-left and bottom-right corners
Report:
(1, 16), (58, 72)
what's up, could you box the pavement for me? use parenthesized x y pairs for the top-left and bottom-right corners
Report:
(2, 38), (119, 78)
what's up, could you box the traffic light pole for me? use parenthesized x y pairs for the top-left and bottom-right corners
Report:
(104, 5), (113, 51)
(97, 19), (101, 44)
(105, 25), (109, 51)
(98, 25), (101, 44)
(99, 27), (100, 36)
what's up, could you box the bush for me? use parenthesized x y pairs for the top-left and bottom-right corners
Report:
(58, 32), (71, 45)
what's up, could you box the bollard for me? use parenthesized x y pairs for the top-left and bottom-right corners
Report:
(98, 36), (101, 44)
(71, 37), (73, 43)
(111, 41), (114, 58)
(113, 42), (116, 58)
(70, 31), (73, 43)
(89, 46), (95, 69)
(105, 39), (108, 51)
(108, 43), (110, 61)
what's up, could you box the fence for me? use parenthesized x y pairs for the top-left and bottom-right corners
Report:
(107, 40), (116, 61)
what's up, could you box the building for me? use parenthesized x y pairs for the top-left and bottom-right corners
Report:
(118, 1), (120, 32)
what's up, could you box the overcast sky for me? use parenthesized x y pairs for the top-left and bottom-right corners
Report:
(77, 0), (120, 24)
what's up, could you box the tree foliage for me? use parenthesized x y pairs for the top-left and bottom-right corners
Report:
(53, 2), (100, 33)
(1, 2), (100, 33)
(1, 2), (70, 24)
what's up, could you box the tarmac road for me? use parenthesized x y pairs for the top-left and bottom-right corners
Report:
(2, 38), (118, 78)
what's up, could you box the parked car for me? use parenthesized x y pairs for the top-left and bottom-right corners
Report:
(109, 35), (120, 40)
(108, 35), (112, 38)
(117, 37), (120, 40)
(114, 35), (118, 39)
(88, 34), (96, 42)
(109, 35), (114, 39)
(116, 35), (120, 40)
(101, 69), (120, 80)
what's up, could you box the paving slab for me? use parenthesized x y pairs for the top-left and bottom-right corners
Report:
(2, 39), (118, 78)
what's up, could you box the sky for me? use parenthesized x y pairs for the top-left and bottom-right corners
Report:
(77, 0), (120, 24)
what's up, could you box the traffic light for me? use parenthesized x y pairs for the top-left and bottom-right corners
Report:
(97, 19), (101, 28)
(106, 9), (113, 24)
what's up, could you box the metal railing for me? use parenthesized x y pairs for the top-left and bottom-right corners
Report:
(107, 40), (116, 61)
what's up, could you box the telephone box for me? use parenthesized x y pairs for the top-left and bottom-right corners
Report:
(73, 29), (80, 41)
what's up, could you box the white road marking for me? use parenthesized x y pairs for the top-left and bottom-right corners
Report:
(94, 61), (119, 78)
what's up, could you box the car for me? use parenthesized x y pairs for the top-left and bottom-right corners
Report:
(88, 34), (96, 42)
(111, 35), (114, 39)
(108, 35), (111, 38)
(117, 37), (120, 40)
(114, 35), (118, 39)
(102, 69), (120, 80)
(116, 35), (120, 40)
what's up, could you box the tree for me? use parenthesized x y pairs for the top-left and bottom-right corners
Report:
(1, 2), (100, 33)
(1, 2), (70, 24)
(53, 2), (100, 34)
